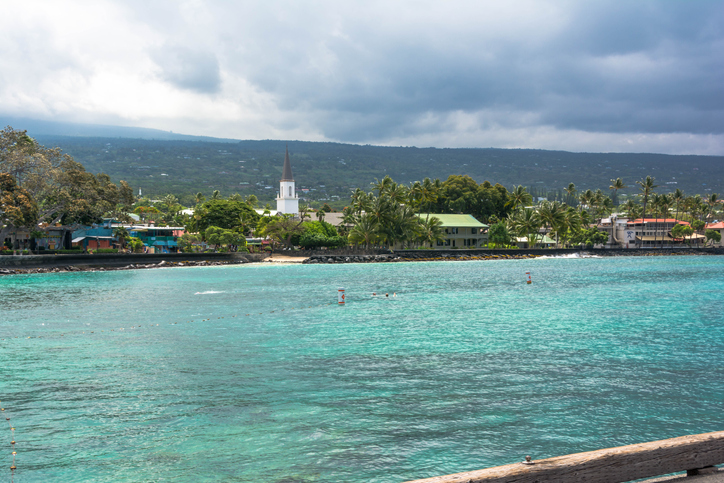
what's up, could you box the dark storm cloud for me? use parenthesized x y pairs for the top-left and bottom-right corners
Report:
(2, 0), (723, 153)
(219, 1), (724, 143)
(151, 45), (222, 94)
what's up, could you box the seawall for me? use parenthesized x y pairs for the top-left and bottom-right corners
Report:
(0, 252), (267, 271)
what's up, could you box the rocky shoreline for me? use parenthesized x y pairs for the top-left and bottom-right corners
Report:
(303, 248), (722, 264)
(1, 248), (720, 275)
(0, 258), (252, 276)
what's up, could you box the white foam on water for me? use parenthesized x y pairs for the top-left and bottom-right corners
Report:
(535, 253), (602, 259)
(194, 290), (225, 295)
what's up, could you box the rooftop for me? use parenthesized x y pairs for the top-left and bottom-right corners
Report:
(627, 219), (690, 225)
(417, 214), (488, 228)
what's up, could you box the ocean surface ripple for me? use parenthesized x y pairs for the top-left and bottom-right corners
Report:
(1, 256), (723, 482)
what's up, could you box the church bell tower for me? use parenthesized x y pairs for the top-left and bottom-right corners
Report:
(276, 145), (298, 215)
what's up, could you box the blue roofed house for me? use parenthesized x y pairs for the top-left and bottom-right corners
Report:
(128, 225), (185, 253)
(71, 226), (116, 250)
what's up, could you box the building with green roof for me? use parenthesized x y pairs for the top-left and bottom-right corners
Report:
(418, 214), (489, 248)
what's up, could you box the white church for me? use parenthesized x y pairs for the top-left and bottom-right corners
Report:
(276, 145), (299, 215)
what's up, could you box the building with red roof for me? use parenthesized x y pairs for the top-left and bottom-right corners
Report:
(705, 222), (724, 247)
(612, 217), (703, 248)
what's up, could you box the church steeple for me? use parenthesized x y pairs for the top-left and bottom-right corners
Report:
(281, 145), (294, 181)
(276, 144), (298, 215)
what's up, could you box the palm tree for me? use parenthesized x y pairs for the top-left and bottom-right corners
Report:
(212, 190), (221, 200)
(672, 188), (684, 223)
(609, 178), (626, 204)
(564, 183), (577, 206)
(537, 200), (566, 247)
(367, 195), (395, 238)
(408, 180), (424, 210)
(506, 185), (533, 211)
(418, 216), (445, 248)
(592, 189), (605, 223)
(350, 188), (371, 215)
(113, 226), (130, 251)
(508, 208), (542, 248)
(659, 193), (672, 247)
(420, 177), (441, 215)
(600, 197), (614, 219)
(621, 199), (642, 219)
(244, 194), (258, 209)
(388, 183), (409, 205)
(558, 207), (581, 247)
(636, 176), (657, 248)
(348, 213), (379, 248)
(195, 192), (205, 205)
(650, 193), (663, 248)
(578, 189), (593, 214)
(316, 210), (326, 222)
(385, 204), (420, 248)
(705, 193), (719, 223)
(371, 176), (395, 197)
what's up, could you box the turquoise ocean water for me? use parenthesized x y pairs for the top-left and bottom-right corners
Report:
(1, 256), (723, 482)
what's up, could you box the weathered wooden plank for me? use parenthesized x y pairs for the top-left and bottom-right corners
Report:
(403, 431), (724, 483)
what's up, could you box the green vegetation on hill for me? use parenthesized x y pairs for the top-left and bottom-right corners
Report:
(34, 136), (724, 208)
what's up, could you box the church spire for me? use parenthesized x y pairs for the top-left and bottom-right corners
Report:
(281, 144), (294, 181)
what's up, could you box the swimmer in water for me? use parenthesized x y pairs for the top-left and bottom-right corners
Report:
(372, 292), (376, 296)
(385, 293), (389, 298)
(393, 292), (397, 297)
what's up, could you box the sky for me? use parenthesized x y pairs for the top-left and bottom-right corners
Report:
(1, 0), (723, 155)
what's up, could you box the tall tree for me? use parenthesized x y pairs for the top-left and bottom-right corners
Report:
(538, 200), (566, 247)
(508, 208), (542, 248)
(564, 183), (577, 206)
(609, 178), (626, 204)
(0, 173), (38, 244)
(506, 185), (533, 211)
(348, 214), (379, 248)
(636, 176), (657, 248)
(672, 188), (685, 223)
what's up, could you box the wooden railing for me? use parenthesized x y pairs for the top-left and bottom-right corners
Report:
(404, 431), (724, 483)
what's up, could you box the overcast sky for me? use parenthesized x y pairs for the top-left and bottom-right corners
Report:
(2, 1), (723, 154)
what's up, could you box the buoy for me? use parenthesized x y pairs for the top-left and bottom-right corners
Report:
(338, 288), (345, 305)
(526, 271), (532, 284)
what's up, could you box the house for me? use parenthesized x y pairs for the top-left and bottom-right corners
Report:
(616, 218), (707, 248)
(706, 222), (724, 247)
(418, 214), (488, 248)
(515, 235), (556, 249)
(35, 226), (72, 250)
(128, 225), (185, 253)
(71, 227), (116, 250)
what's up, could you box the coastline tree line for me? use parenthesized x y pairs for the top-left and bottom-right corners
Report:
(1, 127), (134, 250)
(2, 129), (720, 252)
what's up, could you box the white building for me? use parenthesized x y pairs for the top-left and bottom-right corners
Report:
(276, 146), (299, 215)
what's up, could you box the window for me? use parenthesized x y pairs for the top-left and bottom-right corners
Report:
(471, 228), (478, 234)
(289, 186), (292, 196)
(450, 227), (458, 234)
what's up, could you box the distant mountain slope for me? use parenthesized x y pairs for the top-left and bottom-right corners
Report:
(3, 118), (721, 206)
(1, 116), (237, 142)
(25, 135), (722, 208)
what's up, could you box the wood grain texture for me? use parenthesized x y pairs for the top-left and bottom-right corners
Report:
(403, 431), (724, 483)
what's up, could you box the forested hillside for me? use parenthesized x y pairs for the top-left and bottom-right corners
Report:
(34, 135), (724, 207)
